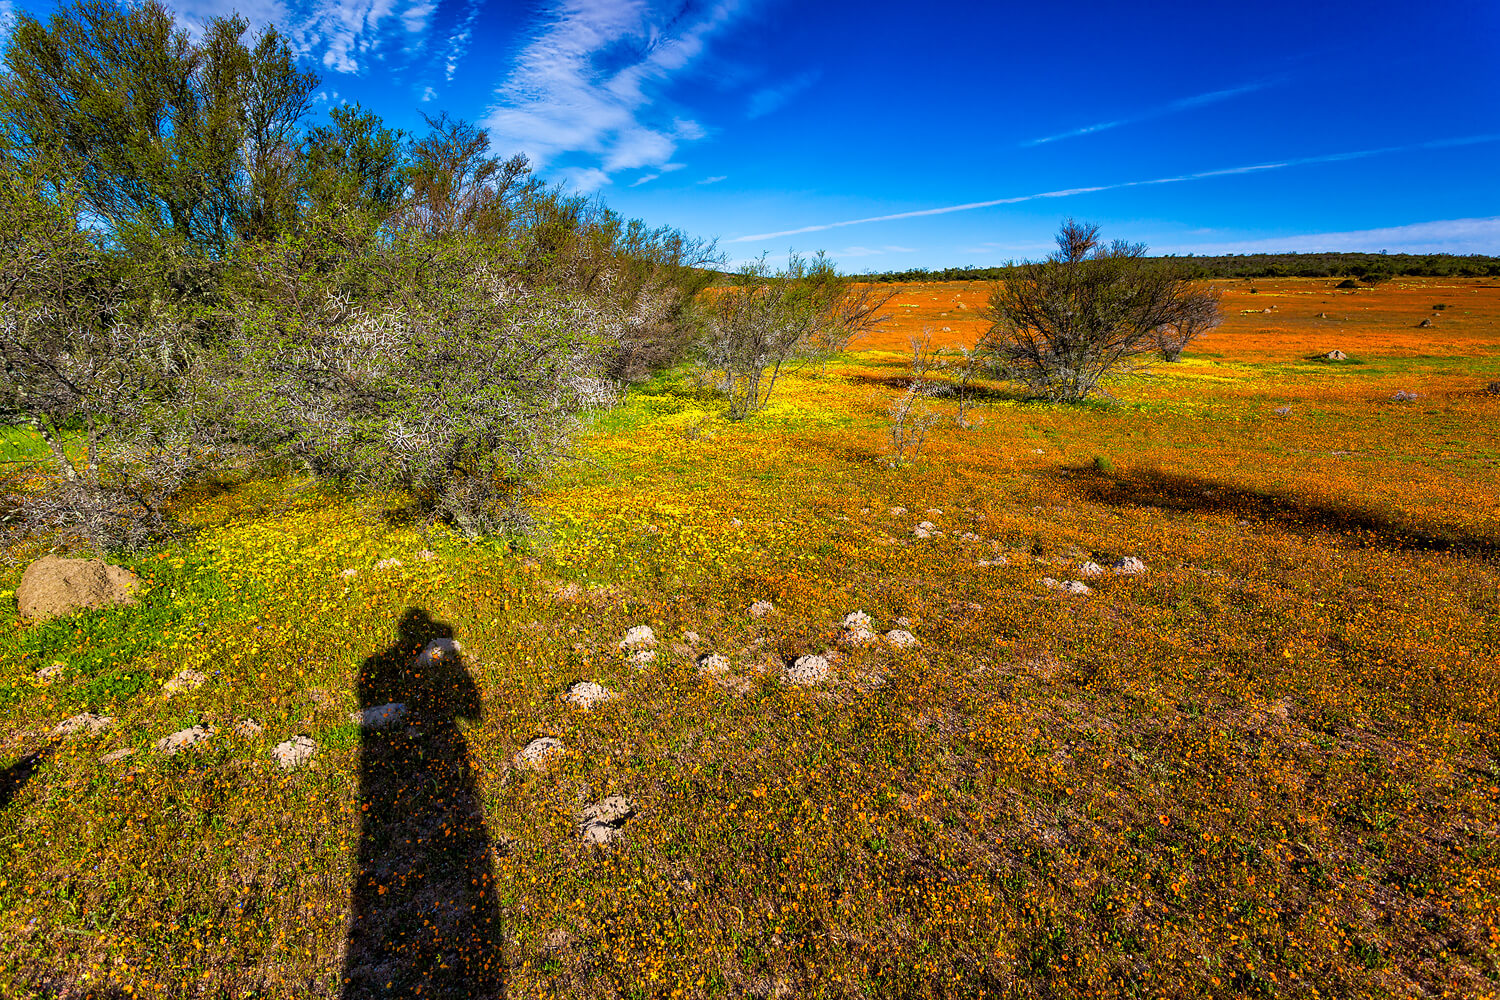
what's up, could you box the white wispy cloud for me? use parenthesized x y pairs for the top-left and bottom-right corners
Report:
(746, 69), (821, 119)
(443, 0), (482, 82)
(698, 175), (728, 185)
(1021, 78), (1279, 147)
(630, 173), (660, 187)
(831, 245), (916, 257)
(1164, 217), (1500, 255)
(727, 134), (1500, 243)
(482, 0), (743, 189)
(163, 0), (436, 75)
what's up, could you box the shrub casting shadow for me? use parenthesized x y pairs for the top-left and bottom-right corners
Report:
(1054, 467), (1499, 561)
(341, 609), (504, 998)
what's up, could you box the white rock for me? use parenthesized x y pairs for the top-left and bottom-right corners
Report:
(683, 631), (702, 645)
(417, 549), (438, 562)
(162, 668), (206, 695)
(1113, 556), (1148, 576)
(155, 725), (214, 755)
(786, 655), (831, 686)
(350, 702), (408, 729)
(960, 532), (981, 542)
(618, 625), (657, 650)
(729, 517), (743, 527)
(696, 652), (731, 676)
(748, 600), (775, 619)
(340, 568), (358, 579)
(628, 649), (657, 668)
(976, 557), (1009, 568)
(271, 735), (316, 770)
(894, 616), (912, 627)
(1078, 562), (1105, 578)
(842, 610), (872, 630)
(885, 629), (919, 649)
(415, 638), (462, 669)
(516, 736), (564, 770)
(844, 627), (880, 647)
(375, 558), (403, 571)
(54, 713), (114, 737)
(1042, 578), (1092, 595)
(99, 748), (134, 765)
(36, 662), (65, 683)
(925, 508), (942, 515)
(578, 795), (635, 845)
(889, 506), (907, 515)
(235, 718), (264, 738)
(562, 681), (616, 710)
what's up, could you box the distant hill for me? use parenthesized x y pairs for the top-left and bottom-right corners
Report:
(859, 252), (1500, 283)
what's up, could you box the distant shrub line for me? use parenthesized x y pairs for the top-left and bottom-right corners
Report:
(858, 252), (1500, 283)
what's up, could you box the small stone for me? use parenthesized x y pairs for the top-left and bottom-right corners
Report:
(925, 508), (942, 515)
(99, 748), (134, 765)
(54, 713), (114, 737)
(960, 532), (981, 542)
(842, 610), (872, 630)
(628, 649), (657, 668)
(155, 725), (214, 755)
(619, 625), (657, 650)
(696, 652), (731, 676)
(682, 630), (702, 645)
(562, 681), (616, 710)
(162, 668), (206, 695)
(748, 600), (775, 619)
(1042, 578), (1092, 595)
(235, 718), (265, 738)
(271, 735), (316, 770)
(889, 506), (907, 515)
(1112, 556), (1147, 576)
(844, 627), (879, 647)
(375, 558), (403, 571)
(35, 662), (66, 684)
(340, 568), (358, 579)
(350, 702), (408, 729)
(1078, 562), (1104, 578)
(976, 556), (1009, 568)
(893, 616), (912, 627)
(1274, 405), (1292, 416)
(786, 655), (830, 686)
(885, 629), (919, 649)
(517, 736), (564, 770)
(1324, 350), (1347, 361)
(417, 549), (438, 561)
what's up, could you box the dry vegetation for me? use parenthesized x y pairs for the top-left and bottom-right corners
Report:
(1, 276), (1498, 998)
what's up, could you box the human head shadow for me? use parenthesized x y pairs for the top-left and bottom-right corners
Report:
(1051, 466), (1499, 561)
(0, 745), (52, 813)
(341, 608), (504, 998)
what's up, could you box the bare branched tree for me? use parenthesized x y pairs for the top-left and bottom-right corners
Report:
(978, 219), (1214, 401)
(1154, 286), (1223, 361)
(700, 253), (892, 420)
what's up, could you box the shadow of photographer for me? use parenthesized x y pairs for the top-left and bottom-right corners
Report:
(341, 608), (504, 998)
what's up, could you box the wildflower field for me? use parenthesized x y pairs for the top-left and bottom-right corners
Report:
(1, 276), (1498, 998)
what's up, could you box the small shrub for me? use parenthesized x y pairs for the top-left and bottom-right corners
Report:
(1093, 455), (1113, 474)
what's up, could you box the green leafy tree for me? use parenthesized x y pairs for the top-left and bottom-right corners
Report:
(299, 103), (408, 221)
(0, 0), (316, 254)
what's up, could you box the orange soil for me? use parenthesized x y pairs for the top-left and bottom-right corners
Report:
(854, 276), (1500, 361)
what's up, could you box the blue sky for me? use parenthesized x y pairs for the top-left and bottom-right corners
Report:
(3, 0), (1497, 268)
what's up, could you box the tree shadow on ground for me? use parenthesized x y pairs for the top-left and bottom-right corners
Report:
(1050, 467), (1499, 561)
(341, 608), (504, 998)
(0, 746), (51, 812)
